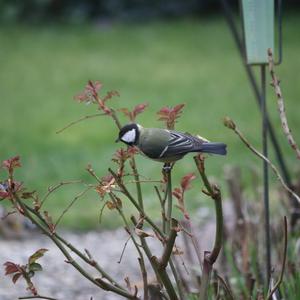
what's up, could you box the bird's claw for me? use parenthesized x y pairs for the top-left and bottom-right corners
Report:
(162, 163), (172, 173)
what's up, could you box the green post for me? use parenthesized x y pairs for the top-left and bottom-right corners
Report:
(241, 0), (274, 64)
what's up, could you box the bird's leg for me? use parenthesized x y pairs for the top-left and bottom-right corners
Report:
(162, 163), (173, 173)
(162, 163), (175, 235)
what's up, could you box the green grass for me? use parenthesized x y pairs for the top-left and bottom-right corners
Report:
(1, 14), (300, 229)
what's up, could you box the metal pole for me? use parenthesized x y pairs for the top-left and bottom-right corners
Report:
(261, 65), (271, 284)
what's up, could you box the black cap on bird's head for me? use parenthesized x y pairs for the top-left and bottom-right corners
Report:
(116, 123), (140, 146)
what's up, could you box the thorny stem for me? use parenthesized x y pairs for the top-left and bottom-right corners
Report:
(224, 117), (300, 204)
(194, 155), (223, 300)
(266, 216), (288, 300)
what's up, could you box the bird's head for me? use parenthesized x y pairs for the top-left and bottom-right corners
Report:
(116, 123), (142, 146)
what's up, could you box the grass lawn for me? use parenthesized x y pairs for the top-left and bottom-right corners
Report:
(1, 14), (300, 229)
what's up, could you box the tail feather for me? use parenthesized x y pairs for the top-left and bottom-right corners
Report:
(199, 142), (227, 155)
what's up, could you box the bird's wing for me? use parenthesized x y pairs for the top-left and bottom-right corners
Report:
(159, 131), (205, 158)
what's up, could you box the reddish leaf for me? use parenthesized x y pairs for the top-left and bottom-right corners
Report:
(157, 104), (185, 129)
(96, 175), (115, 198)
(4, 262), (20, 275)
(103, 90), (120, 102)
(74, 80), (102, 104)
(173, 104), (185, 113)
(132, 103), (148, 119)
(0, 190), (9, 200)
(172, 188), (182, 201)
(119, 108), (130, 118)
(119, 103), (148, 121)
(86, 80), (102, 98)
(180, 173), (196, 191)
(127, 146), (139, 156)
(2, 156), (21, 175)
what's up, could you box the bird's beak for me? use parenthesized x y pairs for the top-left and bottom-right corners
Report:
(115, 138), (120, 143)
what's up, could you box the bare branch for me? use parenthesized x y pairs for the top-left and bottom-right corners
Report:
(268, 48), (300, 160)
(41, 180), (83, 206)
(56, 113), (106, 134)
(54, 186), (92, 227)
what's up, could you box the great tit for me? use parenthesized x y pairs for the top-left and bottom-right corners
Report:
(116, 123), (227, 163)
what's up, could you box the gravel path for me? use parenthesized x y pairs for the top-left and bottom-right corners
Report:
(0, 203), (230, 300)
(0, 228), (165, 300)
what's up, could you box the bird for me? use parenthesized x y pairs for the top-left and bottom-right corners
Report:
(116, 123), (227, 163)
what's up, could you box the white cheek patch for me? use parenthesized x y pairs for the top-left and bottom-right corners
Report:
(121, 129), (136, 143)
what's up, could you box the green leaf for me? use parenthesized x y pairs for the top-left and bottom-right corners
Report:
(29, 262), (42, 272)
(28, 248), (48, 265)
(27, 270), (35, 278)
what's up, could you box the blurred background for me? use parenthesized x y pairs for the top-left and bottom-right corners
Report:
(1, 0), (300, 229)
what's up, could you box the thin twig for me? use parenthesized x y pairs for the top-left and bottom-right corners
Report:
(268, 48), (300, 160)
(224, 117), (300, 204)
(215, 273), (235, 300)
(18, 296), (58, 300)
(55, 186), (92, 227)
(56, 113), (106, 134)
(41, 180), (83, 206)
(118, 234), (131, 264)
(267, 216), (288, 300)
